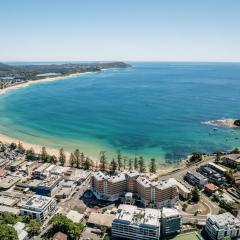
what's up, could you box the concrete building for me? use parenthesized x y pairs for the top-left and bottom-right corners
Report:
(208, 162), (226, 174)
(112, 204), (161, 240)
(205, 213), (240, 240)
(91, 171), (180, 207)
(223, 154), (240, 170)
(161, 207), (181, 236)
(32, 163), (51, 179)
(35, 174), (63, 197)
(185, 171), (208, 186)
(0, 175), (21, 190)
(20, 194), (57, 222)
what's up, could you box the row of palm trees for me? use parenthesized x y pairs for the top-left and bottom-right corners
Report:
(24, 143), (157, 173)
(100, 150), (157, 173)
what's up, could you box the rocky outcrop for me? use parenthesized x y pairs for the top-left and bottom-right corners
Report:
(234, 120), (240, 127)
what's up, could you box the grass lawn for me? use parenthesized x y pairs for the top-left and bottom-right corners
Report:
(171, 231), (203, 240)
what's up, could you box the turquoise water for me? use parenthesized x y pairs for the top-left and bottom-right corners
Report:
(0, 62), (240, 165)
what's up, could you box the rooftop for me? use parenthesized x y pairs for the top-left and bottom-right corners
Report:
(0, 175), (21, 189)
(115, 204), (161, 227)
(208, 212), (240, 228)
(21, 194), (54, 210)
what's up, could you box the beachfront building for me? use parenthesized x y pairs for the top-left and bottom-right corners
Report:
(91, 171), (183, 207)
(222, 154), (240, 170)
(185, 171), (208, 186)
(205, 212), (240, 240)
(20, 194), (57, 222)
(112, 204), (161, 240)
(161, 207), (182, 236)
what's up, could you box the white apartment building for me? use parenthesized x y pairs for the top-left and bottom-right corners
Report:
(20, 194), (57, 222)
(205, 212), (240, 240)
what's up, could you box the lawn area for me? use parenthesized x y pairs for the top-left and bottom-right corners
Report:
(171, 231), (203, 240)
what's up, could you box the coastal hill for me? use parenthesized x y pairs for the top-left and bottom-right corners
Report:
(0, 61), (131, 89)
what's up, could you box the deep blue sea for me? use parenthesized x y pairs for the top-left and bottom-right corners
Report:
(0, 62), (240, 165)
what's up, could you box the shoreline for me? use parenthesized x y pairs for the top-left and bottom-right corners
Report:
(0, 71), (95, 95)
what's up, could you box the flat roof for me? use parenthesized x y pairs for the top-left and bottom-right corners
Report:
(0, 205), (20, 215)
(66, 210), (84, 223)
(0, 195), (18, 206)
(115, 204), (161, 228)
(0, 175), (21, 189)
(21, 194), (54, 210)
(88, 213), (115, 228)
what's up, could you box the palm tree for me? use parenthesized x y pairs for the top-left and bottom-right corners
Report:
(138, 156), (145, 173)
(110, 158), (117, 173)
(74, 149), (81, 168)
(49, 155), (58, 165)
(134, 155), (139, 170)
(100, 151), (108, 172)
(69, 152), (75, 167)
(117, 150), (122, 171)
(59, 148), (66, 166)
(149, 158), (157, 173)
(128, 158), (133, 171)
(26, 148), (35, 161)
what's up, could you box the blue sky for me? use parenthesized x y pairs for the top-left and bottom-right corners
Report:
(1, 0), (240, 62)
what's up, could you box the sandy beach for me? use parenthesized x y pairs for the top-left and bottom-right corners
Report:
(0, 71), (93, 95)
(0, 133), (70, 158)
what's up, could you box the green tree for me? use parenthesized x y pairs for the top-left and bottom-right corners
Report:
(149, 158), (157, 173)
(192, 187), (200, 202)
(116, 150), (123, 171)
(225, 170), (235, 184)
(100, 151), (108, 172)
(123, 156), (127, 170)
(17, 142), (25, 154)
(26, 147), (35, 161)
(134, 155), (139, 170)
(231, 147), (240, 154)
(83, 157), (91, 170)
(110, 158), (117, 173)
(59, 148), (66, 166)
(74, 149), (81, 168)
(215, 152), (221, 163)
(69, 152), (76, 167)
(49, 155), (58, 165)
(128, 158), (133, 171)
(27, 220), (42, 236)
(189, 152), (202, 163)
(49, 214), (84, 240)
(0, 212), (18, 224)
(9, 142), (17, 150)
(41, 146), (48, 162)
(80, 152), (85, 167)
(0, 224), (18, 240)
(139, 156), (146, 173)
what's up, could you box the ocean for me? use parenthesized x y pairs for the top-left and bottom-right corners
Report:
(0, 62), (240, 165)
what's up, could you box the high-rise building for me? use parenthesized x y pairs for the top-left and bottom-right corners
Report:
(91, 171), (187, 208)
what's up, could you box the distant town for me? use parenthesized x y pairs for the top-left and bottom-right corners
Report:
(0, 139), (240, 240)
(0, 62), (130, 90)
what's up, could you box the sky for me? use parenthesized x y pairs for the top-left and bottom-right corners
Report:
(1, 0), (240, 62)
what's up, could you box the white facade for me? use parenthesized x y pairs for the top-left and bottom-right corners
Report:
(205, 213), (240, 240)
(20, 194), (57, 222)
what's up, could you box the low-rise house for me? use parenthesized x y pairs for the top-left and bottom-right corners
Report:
(233, 172), (240, 188)
(208, 162), (226, 174)
(53, 232), (68, 240)
(205, 212), (240, 240)
(66, 210), (84, 223)
(0, 175), (21, 190)
(204, 183), (218, 195)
